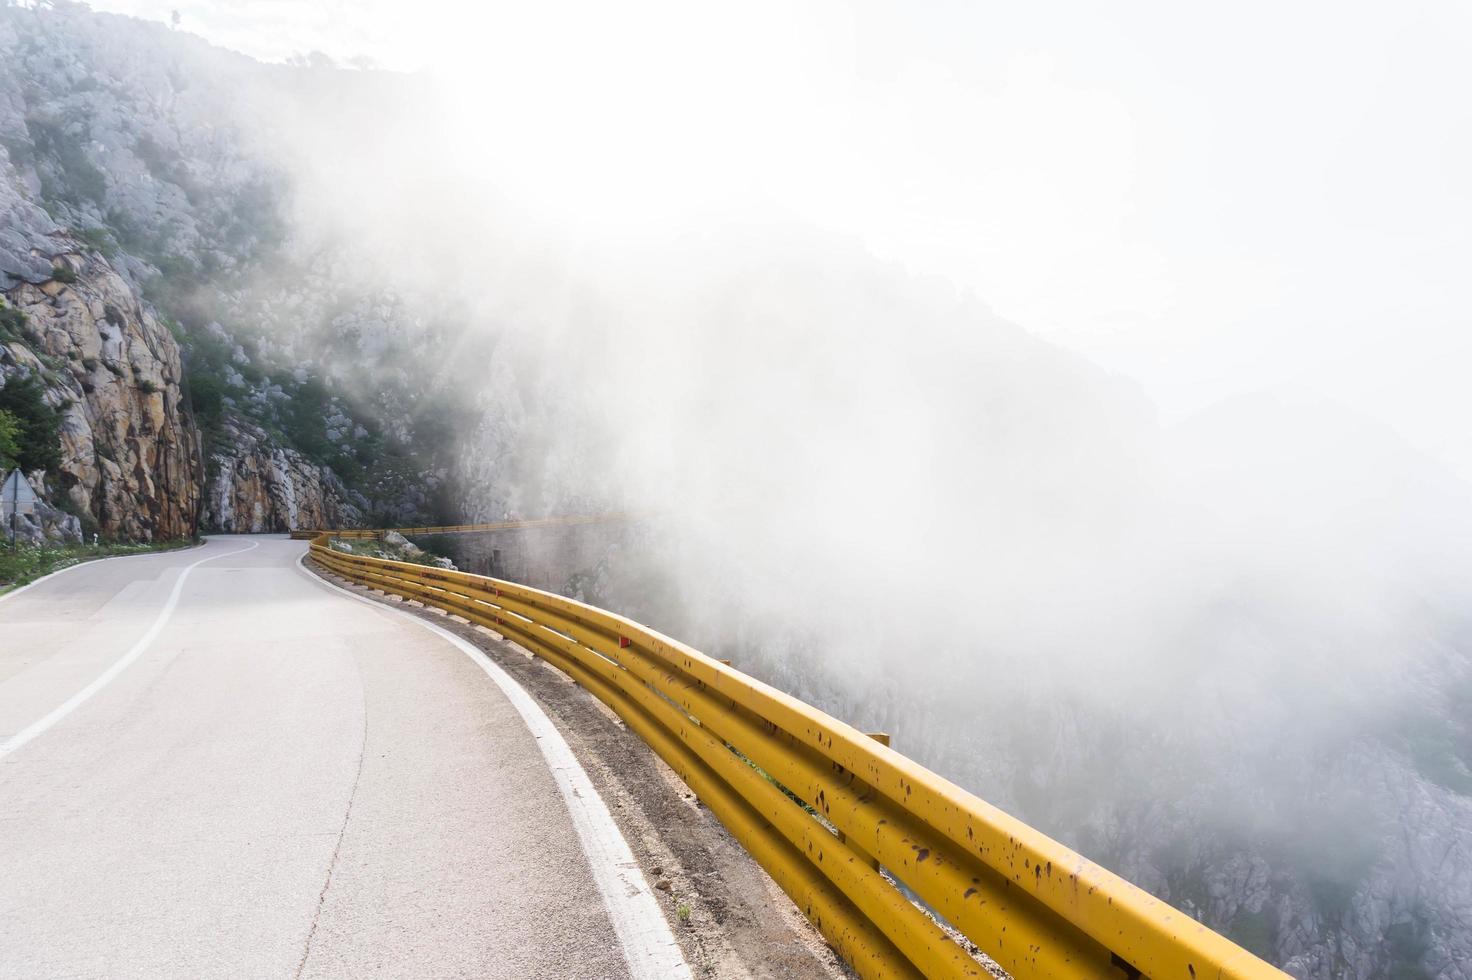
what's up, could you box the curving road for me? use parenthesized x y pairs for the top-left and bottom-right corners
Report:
(0, 535), (686, 979)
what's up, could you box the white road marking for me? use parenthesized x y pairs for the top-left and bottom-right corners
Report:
(0, 540), (207, 605)
(296, 552), (694, 980)
(0, 539), (261, 762)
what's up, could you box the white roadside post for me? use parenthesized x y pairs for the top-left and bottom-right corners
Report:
(2, 469), (38, 551)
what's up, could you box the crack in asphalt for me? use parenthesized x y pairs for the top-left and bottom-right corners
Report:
(294, 658), (369, 980)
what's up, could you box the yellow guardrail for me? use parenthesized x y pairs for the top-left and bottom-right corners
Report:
(290, 515), (626, 541)
(305, 528), (1290, 980)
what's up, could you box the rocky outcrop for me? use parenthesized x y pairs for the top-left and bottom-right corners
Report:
(334, 530), (456, 569)
(203, 415), (364, 532)
(1, 3), (455, 536)
(3, 496), (82, 546)
(1, 252), (202, 540)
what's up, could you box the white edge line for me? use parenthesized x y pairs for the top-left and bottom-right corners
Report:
(0, 539), (260, 761)
(0, 537), (210, 605)
(295, 551), (693, 980)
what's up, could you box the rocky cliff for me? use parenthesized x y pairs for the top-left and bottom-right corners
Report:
(203, 415), (364, 532)
(0, 2), (384, 538)
(1, 250), (201, 540)
(0, 3), (467, 535)
(0, 242), (367, 540)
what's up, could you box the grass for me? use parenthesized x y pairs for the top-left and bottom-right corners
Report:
(0, 538), (197, 593)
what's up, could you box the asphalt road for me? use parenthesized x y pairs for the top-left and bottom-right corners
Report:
(0, 535), (679, 979)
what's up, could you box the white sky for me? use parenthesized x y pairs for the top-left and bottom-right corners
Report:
(92, 0), (1472, 479)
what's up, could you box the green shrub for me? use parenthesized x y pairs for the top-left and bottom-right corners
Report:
(0, 373), (61, 472)
(137, 379), (159, 395)
(0, 408), (21, 472)
(76, 227), (118, 258)
(0, 538), (194, 591)
(187, 373), (224, 422)
(0, 302), (26, 341)
(51, 263), (78, 284)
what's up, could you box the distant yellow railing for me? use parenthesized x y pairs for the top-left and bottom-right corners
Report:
(304, 527), (1289, 980)
(289, 515), (624, 541)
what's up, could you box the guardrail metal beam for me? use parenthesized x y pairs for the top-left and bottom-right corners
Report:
(304, 528), (1290, 980)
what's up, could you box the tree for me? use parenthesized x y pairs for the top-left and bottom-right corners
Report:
(0, 374), (62, 473)
(0, 408), (21, 473)
(188, 373), (224, 422)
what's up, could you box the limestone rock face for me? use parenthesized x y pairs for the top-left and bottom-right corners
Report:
(1, 3), (456, 535)
(203, 415), (364, 533)
(1, 253), (202, 540)
(3, 496), (83, 546)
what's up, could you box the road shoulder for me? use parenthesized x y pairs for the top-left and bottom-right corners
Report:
(303, 555), (851, 980)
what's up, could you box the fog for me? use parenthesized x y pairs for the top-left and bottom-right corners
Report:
(75, 0), (1472, 957)
(228, 2), (1472, 689)
(102, 0), (1472, 465)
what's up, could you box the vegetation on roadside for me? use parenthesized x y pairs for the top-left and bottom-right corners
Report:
(328, 534), (455, 569)
(0, 538), (196, 593)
